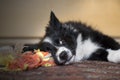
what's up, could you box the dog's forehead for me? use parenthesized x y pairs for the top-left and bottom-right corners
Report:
(62, 23), (78, 33)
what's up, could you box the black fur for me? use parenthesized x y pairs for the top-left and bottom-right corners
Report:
(88, 49), (108, 61)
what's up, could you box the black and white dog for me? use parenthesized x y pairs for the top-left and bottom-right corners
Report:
(23, 12), (120, 65)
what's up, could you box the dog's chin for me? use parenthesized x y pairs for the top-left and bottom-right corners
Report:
(54, 56), (74, 65)
(64, 55), (75, 65)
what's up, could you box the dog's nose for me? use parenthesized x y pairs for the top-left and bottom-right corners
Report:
(59, 51), (68, 60)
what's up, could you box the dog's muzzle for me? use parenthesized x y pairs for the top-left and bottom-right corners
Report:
(54, 47), (73, 65)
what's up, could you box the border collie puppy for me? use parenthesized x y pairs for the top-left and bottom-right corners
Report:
(23, 11), (120, 65)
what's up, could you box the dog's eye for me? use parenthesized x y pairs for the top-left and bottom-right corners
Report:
(54, 38), (64, 45)
(54, 39), (61, 45)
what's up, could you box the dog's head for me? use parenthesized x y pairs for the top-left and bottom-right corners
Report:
(39, 12), (79, 65)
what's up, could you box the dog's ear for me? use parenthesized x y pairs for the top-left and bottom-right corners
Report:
(49, 11), (61, 27)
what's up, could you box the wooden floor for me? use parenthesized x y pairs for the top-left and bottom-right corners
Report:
(0, 61), (120, 80)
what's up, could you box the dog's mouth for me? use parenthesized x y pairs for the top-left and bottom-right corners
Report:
(52, 55), (74, 65)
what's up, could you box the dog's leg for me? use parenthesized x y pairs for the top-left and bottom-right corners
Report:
(97, 35), (120, 63)
(87, 48), (120, 63)
(87, 49), (108, 61)
(22, 44), (39, 52)
(107, 49), (120, 63)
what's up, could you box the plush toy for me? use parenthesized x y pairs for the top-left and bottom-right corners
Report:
(6, 49), (56, 71)
(34, 49), (56, 67)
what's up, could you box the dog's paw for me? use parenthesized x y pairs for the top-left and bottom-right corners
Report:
(22, 46), (31, 53)
(107, 49), (120, 63)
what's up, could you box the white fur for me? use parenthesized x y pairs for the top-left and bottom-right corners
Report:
(74, 34), (100, 62)
(42, 37), (52, 44)
(73, 29), (77, 32)
(107, 49), (120, 63)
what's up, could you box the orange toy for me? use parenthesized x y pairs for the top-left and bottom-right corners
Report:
(34, 49), (56, 67)
(7, 49), (56, 71)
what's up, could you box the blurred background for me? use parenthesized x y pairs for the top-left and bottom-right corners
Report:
(0, 0), (120, 44)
